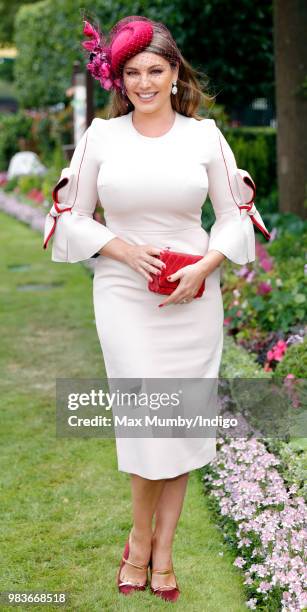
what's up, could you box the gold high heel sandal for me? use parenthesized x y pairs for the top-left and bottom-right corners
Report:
(150, 566), (180, 602)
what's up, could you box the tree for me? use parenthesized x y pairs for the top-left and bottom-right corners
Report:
(0, 0), (41, 46)
(273, 0), (307, 218)
(181, 0), (274, 112)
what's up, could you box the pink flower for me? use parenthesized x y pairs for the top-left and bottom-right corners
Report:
(257, 281), (272, 295)
(27, 189), (44, 203)
(255, 240), (274, 271)
(203, 437), (307, 611)
(264, 362), (272, 372)
(246, 270), (256, 283)
(86, 53), (121, 92)
(277, 340), (286, 348)
(267, 340), (287, 363)
(269, 227), (278, 241)
(100, 61), (111, 78)
(234, 556), (246, 568)
(0, 172), (7, 186)
(87, 57), (102, 79)
(257, 581), (272, 593)
(82, 19), (123, 93)
(255, 240), (268, 259)
(100, 77), (113, 90)
(235, 265), (249, 277)
(224, 317), (232, 325)
(260, 258), (273, 272)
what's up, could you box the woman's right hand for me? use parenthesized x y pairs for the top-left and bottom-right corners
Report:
(124, 244), (166, 281)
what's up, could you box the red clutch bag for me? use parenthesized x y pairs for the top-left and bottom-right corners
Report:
(148, 249), (206, 298)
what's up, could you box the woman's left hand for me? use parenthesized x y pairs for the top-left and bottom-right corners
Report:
(158, 262), (208, 307)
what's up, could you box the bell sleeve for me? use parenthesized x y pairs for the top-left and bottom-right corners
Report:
(43, 118), (118, 263)
(206, 119), (270, 265)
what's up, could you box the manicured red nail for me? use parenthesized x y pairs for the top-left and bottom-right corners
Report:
(158, 304), (164, 308)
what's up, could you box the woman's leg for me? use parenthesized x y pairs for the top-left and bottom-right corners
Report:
(119, 474), (166, 584)
(151, 472), (190, 590)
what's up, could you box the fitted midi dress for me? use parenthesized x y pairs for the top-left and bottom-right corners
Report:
(44, 110), (260, 479)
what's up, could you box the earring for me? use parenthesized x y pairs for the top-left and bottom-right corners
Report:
(171, 81), (178, 94)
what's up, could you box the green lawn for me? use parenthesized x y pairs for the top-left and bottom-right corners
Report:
(0, 211), (248, 611)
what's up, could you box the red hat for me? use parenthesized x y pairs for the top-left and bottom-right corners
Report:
(82, 15), (155, 91)
(109, 18), (154, 76)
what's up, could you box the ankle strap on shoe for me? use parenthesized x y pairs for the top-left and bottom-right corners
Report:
(151, 568), (173, 575)
(122, 557), (148, 570)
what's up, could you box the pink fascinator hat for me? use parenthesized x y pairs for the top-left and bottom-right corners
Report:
(81, 14), (180, 92)
(82, 15), (156, 92)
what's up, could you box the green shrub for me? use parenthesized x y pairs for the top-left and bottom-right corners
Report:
(31, 115), (58, 165)
(266, 213), (306, 244)
(264, 438), (306, 501)
(17, 174), (44, 194)
(0, 111), (33, 171)
(0, 58), (14, 81)
(3, 176), (19, 192)
(222, 222), (307, 337)
(225, 126), (276, 198)
(256, 187), (279, 217)
(41, 167), (63, 201)
(220, 333), (270, 378)
(41, 145), (67, 201)
(48, 105), (73, 148)
(274, 338), (307, 379)
(0, 107), (71, 171)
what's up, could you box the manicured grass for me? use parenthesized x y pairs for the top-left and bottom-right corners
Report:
(0, 211), (248, 611)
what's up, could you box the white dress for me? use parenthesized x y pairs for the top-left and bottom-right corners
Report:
(44, 110), (267, 479)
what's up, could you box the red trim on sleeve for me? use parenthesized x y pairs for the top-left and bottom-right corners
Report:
(216, 128), (270, 241)
(43, 216), (56, 249)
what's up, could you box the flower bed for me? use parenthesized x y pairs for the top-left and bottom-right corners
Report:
(216, 336), (307, 610)
(221, 214), (307, 377)
(203, 437), (307, 611)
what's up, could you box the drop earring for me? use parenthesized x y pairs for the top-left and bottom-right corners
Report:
(171, 81), (178, 95)
(121, 84), (129, 106)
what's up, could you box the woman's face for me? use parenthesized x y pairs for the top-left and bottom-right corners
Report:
(122, 51), (179, 113)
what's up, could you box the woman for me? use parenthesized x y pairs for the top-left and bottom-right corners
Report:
(43, 15), (270, 603)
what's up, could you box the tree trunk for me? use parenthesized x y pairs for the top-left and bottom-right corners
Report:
(273, 0), (307, 218)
